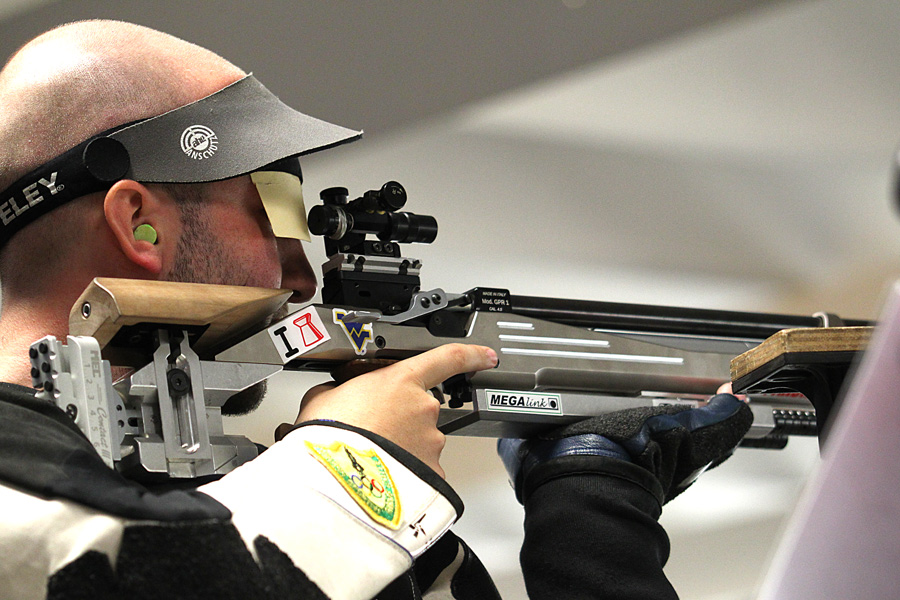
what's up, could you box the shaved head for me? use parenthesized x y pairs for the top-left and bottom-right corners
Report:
(0, 20), (245, 191)
(0, 20), (247, 302)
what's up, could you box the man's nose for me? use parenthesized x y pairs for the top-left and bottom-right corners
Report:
(277, 237), (317, 303)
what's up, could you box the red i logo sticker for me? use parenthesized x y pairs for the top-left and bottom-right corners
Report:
(267, 307), (331, 362)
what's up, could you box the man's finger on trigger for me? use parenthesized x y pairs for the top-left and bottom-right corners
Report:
(397, 343), (498, 391)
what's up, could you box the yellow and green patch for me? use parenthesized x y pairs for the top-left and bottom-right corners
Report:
(306, 440), (401, 529)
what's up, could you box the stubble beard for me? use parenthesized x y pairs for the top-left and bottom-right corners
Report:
(167, 205), (269, 416)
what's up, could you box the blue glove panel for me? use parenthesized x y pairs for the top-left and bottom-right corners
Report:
(498, 435), (631, 503)
(498, 394), (753, 505)
(618, 394), (749, 458)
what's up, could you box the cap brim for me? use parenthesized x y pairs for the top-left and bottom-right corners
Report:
(110, 75), (362, 183)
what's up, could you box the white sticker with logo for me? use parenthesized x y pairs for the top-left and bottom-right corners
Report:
(332, 308), (374, 356)
(484, 389), (563, 415)
(267, 307), (330, 362)
(181, 125), (218, 160)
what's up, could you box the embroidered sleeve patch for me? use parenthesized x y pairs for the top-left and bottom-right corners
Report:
(306, 441), (402, 530)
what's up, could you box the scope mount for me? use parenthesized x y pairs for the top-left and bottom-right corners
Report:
(309, 182), (438, 315)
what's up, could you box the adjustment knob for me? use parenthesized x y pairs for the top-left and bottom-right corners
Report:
(319, 187), (349, 205)
(379, 181), (407, 211)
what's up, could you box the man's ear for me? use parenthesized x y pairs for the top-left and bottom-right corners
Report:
(103, 180), (176, 276)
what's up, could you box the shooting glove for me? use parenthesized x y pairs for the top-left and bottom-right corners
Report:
(499, 393), (753, 505)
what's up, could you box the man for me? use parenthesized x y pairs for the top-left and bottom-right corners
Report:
(0, 20), (502, 599)
(0, 20), (751, 600)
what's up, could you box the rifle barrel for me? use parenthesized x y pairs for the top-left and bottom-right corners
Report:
(509, 295), (869, 340)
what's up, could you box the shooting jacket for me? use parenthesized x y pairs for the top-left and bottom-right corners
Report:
(0, 382), (499, 600)
(0, 381), (678, 600)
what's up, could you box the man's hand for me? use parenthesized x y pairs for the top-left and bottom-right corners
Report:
(285, 343), (498, 478)
(499, 393), (753, 504)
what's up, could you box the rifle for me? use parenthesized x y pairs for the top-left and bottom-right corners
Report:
(31, 182), (871, 480)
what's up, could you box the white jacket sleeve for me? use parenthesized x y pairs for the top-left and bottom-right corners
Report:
(199, 421), (464, 600)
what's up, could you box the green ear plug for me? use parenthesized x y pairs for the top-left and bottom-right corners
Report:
(133, 223), (158, 244)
